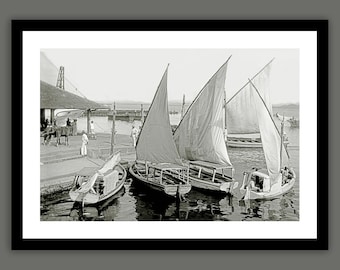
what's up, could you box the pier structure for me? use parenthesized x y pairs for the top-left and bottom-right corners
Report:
(40, 80), (106, 134)
(107, 109), (149, 122)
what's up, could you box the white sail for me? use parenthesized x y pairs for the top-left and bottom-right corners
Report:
(136, 67), (182, 165)
(174, 60), (232, 166)
(226, 60), (273, 134)
(251, 83), (289, 182)
(226, 83), (259, 134)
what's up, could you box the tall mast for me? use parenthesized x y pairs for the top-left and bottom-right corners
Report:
(180, 94), (185, 120)
(110, 102), (116, 155)
(141, 103), (144, 124)
(280, 119), (284, 169)
(224, 89), (227, 130)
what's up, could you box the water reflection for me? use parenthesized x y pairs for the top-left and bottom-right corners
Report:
(236, 187), (298, 221)
(41, 178), (298, 221)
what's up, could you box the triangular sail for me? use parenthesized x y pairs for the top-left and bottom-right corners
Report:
(174, 59), (232, 166)
(250, 83), (289, 182)
(226, 60), (273, 134)
(136, 67), (182, 165)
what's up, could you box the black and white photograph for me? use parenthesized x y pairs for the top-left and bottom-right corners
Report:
(13, 20), (327, 249)
(39, 49), (299, 222)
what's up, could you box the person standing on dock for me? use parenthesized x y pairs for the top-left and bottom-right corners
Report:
(130, 125), (139, 147)
(90, 120), (95, 134)
(81, 131), (89, 156)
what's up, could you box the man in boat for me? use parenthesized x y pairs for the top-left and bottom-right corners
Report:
(288, 168), (294, 179)
(249, 167), (263, 192)
(281, 167), (295, 185)
(93, 175), (104, 195)
(281, 167), (288, 185)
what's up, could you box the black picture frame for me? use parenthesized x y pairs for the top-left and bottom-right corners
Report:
(12, 20), (328, 250)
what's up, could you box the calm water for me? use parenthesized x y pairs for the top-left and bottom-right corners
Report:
(41, 106), (299, 221)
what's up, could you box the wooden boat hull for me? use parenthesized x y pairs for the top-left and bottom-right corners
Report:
(129, 164), (191, 198)
(69, 164), (127, 205)
(241, 177), (296, 200)
(188, 176), (234, 193)
(187, 168), (235, 193)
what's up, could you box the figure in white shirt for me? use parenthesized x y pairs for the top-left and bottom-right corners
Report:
(90, 120), (95, 134)
(81, 131), (89, 156)
(130, 125), (139, 147)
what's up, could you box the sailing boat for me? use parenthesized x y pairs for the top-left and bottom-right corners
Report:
(173, 57), (236, 194)
(69, 152), (127, 205)
(239, 80), (296, 200)
(129, 66), (191, 198)
(226, 59), (289, 148)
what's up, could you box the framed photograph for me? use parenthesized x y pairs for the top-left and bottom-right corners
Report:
(12, 20), (328, 250)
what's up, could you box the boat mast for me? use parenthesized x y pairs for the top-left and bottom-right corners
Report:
(280, 119), (284, 169)
(110, 102), (116, 155)
(224, 89), (228, 134)
(141, 104), (144, 124)
(180, 94), (185, 120)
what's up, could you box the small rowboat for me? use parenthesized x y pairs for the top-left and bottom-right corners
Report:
(240, 169), (296, 200)
(69, 152), (127, 205)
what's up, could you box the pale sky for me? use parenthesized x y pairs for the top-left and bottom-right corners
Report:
(41, 49), (299, 104)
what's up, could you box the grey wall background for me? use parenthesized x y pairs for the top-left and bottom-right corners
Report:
(1, 0), (337, 269)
